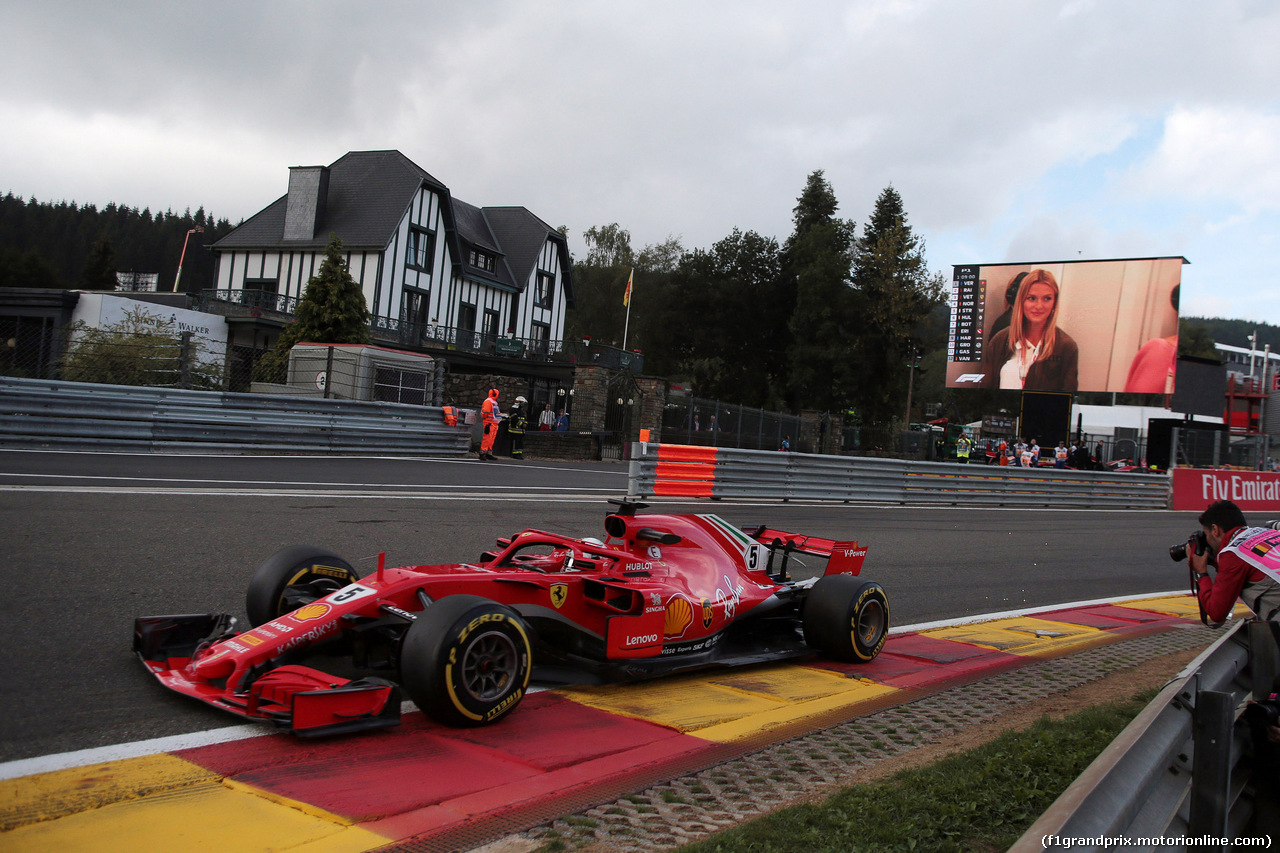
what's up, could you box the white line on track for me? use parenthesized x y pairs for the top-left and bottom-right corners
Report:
(0, 486), (620, 500)
(0, 448), (624, 476)
(888, 589), (1186, 633)
(0, 472), (622, 491)
(0, 590), (1192, 782)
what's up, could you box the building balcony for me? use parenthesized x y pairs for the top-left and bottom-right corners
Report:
(194, 288), (300, 319)
(194, 289), (643, 372)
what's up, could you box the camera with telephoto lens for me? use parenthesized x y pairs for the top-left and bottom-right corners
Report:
(1245, 696), (1280, 728)
(1169, 530), (1209, 562)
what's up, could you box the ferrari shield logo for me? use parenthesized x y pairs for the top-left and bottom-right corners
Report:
(550, 583), (568, 609)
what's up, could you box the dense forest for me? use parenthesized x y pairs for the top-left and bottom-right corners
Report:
(1182, 316), (1280, 351)
(0, 192), (236, 292)
(564, 176), (944, 434)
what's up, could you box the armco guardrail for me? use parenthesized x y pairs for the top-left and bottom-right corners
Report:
(627, 442), (1170, 508)
(1011, 620), (1280, 850)
(0, 376), (470, 456)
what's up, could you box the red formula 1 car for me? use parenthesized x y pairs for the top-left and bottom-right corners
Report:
(134, 501), (890, 736)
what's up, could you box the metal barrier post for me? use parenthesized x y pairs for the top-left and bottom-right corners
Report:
(179, 332), (193, 389)
(1188, 689), (1235, 844)
(1249, 621), (1280, 699)
(324, 345), (335, 400)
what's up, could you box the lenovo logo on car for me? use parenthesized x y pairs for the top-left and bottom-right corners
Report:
(625, 634), (659, 646)
(955, 373), (985, 383)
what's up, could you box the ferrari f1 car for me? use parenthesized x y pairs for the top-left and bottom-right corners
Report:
(134, 501), (889, 736)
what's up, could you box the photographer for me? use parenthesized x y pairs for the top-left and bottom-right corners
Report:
(1189, 500), (1280, 625)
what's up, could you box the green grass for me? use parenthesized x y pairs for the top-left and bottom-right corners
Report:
(675, 691), (1155, 853)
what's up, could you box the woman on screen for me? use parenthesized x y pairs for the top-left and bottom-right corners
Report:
(981, 269), (1078, 391)
(1123, 285), (1179, 394)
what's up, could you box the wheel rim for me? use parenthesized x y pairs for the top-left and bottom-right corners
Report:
(460, 630), (520, 701)
(857, 599), (887, 645)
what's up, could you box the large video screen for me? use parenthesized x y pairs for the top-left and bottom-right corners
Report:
(946, 257), (1185, 393)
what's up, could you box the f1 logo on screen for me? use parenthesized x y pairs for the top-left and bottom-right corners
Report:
(954, 374), (985, 383)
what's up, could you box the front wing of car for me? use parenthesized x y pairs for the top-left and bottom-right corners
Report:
(134, 614), (402, 737)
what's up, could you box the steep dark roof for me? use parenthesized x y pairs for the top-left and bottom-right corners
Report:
(212, 150), (572, 305)
(451, 198), (517, 290)
(483, 207), (575, 307)
(213, 150), (447, 251)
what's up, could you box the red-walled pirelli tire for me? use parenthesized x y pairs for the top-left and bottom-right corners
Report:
(245, 546), (360, 627)
(802, 575), (890, 662)
(400, 595), (533, 727)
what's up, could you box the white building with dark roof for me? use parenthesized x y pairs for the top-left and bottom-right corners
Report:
(208, 150), (573, 364)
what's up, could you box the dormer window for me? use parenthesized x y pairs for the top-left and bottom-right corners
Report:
(469, 249), (496, 273)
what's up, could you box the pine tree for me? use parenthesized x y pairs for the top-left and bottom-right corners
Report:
(79, 237), (118, 289)
(253, 235), (371, 383)
(848, 185), (945, 429)
(783, 171), (857, 411)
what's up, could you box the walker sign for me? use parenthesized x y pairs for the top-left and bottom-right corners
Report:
(70, 292), (229, 369)
(1171, 469), (1280, 512)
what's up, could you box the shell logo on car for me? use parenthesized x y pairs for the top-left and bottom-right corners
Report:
(664, 595), (693, 637)
(291, 603), (332, 622)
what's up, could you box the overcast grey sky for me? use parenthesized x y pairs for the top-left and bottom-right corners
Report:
(2, 1), (1277, 324)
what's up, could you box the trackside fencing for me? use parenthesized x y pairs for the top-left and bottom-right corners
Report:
(0, 376), (470, 456)
(1011, 620), (1280, 850)
(626, 443), (1171, 508)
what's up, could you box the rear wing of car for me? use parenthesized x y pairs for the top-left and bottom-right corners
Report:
(746, 527), (867, 578)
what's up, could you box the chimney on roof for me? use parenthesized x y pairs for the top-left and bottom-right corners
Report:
(284, 165), (329, 241)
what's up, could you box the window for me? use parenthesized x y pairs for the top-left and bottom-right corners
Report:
(482, 309), (500, 340)
(531, 322), (551, 354)
(535, 272), (554, 309)
(468, 249), (496, 273)
(400, 289), (430, 340)
(407, 228), (436, 272)
(373, 366), (429, 406)
(457, 303), (477, 333)
(244, 277), (278, 295)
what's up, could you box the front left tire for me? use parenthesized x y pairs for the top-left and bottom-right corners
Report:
(400, 595), (532, 727)
(245, 545), (360, 627)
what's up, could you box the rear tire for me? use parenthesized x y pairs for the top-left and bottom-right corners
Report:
(246, 546), (360, 627)
(802, 575), (890, 662)
(400, 595), (532, 727)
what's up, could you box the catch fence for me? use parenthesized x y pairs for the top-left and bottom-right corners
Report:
(662, 395), (805, 453)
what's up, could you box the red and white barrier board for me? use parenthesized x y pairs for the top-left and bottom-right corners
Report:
(1171, 468), (1280, 512)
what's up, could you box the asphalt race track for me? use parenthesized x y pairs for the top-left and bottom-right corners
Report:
(0, 449), (1204, 765)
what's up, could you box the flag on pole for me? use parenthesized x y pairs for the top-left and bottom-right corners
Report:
(621, 268), (635, 350)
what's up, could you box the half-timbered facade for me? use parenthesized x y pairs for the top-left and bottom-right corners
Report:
(210, 150), (573, 357)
